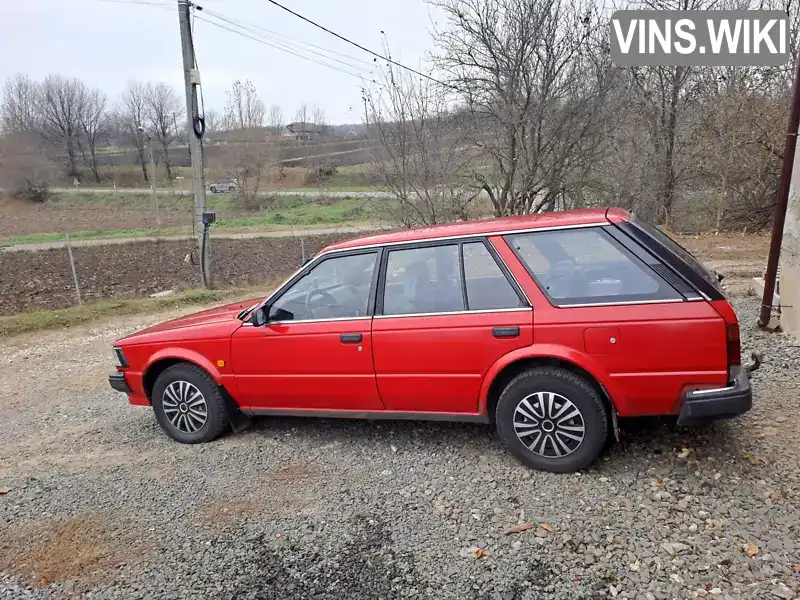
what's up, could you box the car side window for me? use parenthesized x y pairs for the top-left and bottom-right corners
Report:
(383, 244), (465, 315)
(462, 242), (524, 310)
(268, 252), (377, 321)
(506, 228), (681, 305)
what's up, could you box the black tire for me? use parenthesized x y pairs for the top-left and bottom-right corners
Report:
(210, 186), (217, 193)
(495, 367), (608, 473)
(151, 363), (230, 444)
(228, 185), (236, 193)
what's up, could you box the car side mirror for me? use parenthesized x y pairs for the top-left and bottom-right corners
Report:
(250, 307), (269, 326)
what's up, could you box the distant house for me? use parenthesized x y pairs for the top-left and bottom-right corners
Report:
(286, 122), (328, 140)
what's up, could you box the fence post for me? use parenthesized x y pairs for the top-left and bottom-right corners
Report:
(65, 233), (82, 306)
(301, 237), (306, 263)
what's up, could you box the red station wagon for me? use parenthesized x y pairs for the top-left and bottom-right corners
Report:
(109, 208), (759, 472)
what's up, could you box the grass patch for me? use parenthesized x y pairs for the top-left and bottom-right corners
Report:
(217, 196), (370, 228)
(0, 287), (268, 338)
(2, 227), (188, 245)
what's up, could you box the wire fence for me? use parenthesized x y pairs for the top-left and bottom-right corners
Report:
(0, 229), (356, 316)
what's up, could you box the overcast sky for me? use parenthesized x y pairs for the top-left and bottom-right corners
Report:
(1, 0), (443, 125)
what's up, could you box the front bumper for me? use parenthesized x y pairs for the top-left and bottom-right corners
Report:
(109, 372), (132, 394)
(677, 366), (752, 426)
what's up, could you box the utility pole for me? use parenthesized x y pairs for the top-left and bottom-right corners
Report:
(759, 54), (800, 328)
(178, 0), (210, 287)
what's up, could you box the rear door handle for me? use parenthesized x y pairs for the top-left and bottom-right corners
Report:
(340, 333), (363, 343)
(492, 326), (520, 338)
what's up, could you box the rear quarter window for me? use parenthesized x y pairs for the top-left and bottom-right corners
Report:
(630, 216), (724, 295)
(506, 227), (683, 306)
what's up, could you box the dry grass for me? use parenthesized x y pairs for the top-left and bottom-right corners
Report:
(0, 513), (135, 587)
(0, 286), (268, 338)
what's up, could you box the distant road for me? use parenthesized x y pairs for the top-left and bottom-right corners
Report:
(1, 225), (380, 253)
(49, 187), (394, 199)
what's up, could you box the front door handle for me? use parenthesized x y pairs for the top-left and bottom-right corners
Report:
(493, 326), (520, 338)
(340, 333), (363, 343)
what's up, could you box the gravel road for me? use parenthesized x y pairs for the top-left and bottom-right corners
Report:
(1, 294), (799, 600)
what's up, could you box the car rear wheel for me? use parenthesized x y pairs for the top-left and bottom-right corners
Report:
(495, 367), (608, 473)
(228, 185), (236, 193)
(210, 186), (217, 193)
(151, 363), (230, 443)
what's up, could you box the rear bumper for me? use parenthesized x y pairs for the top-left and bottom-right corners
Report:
(677, 367), (752, 426)
(109, 372), (132, 394)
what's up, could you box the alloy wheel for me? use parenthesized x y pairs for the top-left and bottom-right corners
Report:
(162, 380), (208, 433)
(513, 391), (585, 458)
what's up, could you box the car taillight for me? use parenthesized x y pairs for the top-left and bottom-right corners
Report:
(710, 300), (742, 382)
(726, 323), (741, 379)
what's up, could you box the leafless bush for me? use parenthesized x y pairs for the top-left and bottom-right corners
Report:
(0, 132), (57, 202)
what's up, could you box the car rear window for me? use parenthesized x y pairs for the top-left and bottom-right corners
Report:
(631, 216), (724, 294)
(506, 227), (682, 306)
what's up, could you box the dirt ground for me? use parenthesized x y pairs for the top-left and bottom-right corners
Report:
(671, 232), (770, 295)
(0, 233), (348, 315)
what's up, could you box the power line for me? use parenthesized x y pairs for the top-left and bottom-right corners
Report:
(199, 9), (374, 74)
(201, 8), (374, 67)
(262, 0), (451, 89)
(192, 13), (378, 85)
(98, 0), (172, 6)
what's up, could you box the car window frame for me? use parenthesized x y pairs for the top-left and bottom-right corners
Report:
(260, 247), (383, 324)
(503, 226), (685, 307)
(374, 237), (530, 318)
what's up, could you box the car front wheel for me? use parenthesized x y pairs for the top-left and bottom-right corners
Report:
(495, 367), (608, 473)
(210, 186), (217, 193)
(151, 363), (230, 443)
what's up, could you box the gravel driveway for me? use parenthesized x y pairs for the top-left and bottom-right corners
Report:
(1, 295), (799, 600)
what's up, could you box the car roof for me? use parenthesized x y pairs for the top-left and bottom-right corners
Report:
(323, 207), (631, 253)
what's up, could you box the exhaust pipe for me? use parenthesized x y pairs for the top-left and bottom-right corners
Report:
(745, 351), (763, 375)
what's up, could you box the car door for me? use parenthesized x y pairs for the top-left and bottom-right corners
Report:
(371, 239), (533, 414)
(231, 249), (385, 412)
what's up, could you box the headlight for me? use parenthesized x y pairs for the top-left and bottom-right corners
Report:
(113, 347), (128, 368)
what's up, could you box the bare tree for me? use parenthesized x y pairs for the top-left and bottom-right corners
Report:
(1, 73), (40, 134)
(222, 80), (266, 130)
(203, 108), (221, 139)
(217, 80), (272, 207)
(366, 66), (480, 226)
(117, 82), (150, 183)
(145, 82), (182, 181)
(268, 104), (284, 133)
(38, 74), (88, 178)
(432, 0), (614, 216)
(312, 106), (326, 127)
(77, 88), (108, 183)
(294, 103), (309, 126)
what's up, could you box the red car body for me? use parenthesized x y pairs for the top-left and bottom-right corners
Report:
(110, 208), (755, 471)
